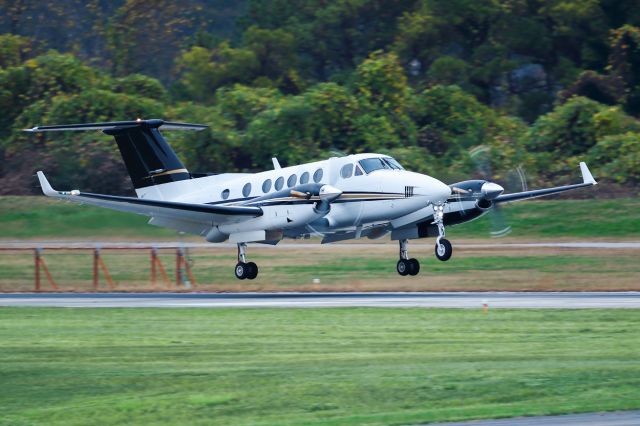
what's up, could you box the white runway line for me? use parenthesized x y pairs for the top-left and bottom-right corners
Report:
(1, 292), (640, 309)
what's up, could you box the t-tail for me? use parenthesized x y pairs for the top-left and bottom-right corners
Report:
(24, 119), (207, 198)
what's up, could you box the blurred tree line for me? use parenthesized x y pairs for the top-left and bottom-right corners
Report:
(0, 0), (639, 194)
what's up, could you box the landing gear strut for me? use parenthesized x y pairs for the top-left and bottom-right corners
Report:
(235, 243), (258, 280)
(432, 203), (453, 261)
(397, 239), (420, 276)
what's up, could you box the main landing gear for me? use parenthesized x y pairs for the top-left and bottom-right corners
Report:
(433, 203), (453, 262)
(235, 243), (258, 280)
(397, 239), (420, 276)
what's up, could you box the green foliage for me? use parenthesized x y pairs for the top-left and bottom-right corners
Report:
(1, 3), (640, 193)
(355, 51), (409, 112)
(168, 102), (242, 173)
(113, 74), (168, 102)
(243, 26), (298, 89)
(427, 56), (469, 86)
(529, 97), (640, 154)
(608, 25), (640, 114)
(588, 132), (640, 183)
(526, 97), (640, 181)
(0, 33), (31, 68)
(177, 44), (259, 102)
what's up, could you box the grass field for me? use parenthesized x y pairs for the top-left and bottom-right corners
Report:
(2, 196), (640, 240)
(1, 308), (639, 426)
(1, 245), (639, 292)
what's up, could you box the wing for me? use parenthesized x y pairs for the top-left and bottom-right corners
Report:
(36, 172), (262, 228)
(495, 162), (597, 203)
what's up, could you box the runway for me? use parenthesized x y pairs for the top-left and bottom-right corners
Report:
(1, 292), (639, 308)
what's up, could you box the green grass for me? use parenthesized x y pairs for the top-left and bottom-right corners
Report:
(1, 196), (640, 239)
(1, 308), (639, 426)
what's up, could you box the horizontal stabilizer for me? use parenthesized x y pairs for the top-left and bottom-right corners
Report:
(24, 119), (207, 133)
(27, 119), (207, 190)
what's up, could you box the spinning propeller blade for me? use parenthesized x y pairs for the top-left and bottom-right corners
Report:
(468, 145), (527, 238)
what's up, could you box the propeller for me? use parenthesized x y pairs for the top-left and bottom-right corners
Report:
(464, 145), (528, 238)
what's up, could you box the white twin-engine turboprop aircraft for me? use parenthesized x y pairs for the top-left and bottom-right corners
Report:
(28, 119), (597, 280)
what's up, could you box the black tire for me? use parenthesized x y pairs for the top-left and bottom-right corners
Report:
(397, 259), (409, 276)
(435, 238), (453, 261)
(246, 262), (258, 280)
(235, 262), (247, 280)
(408, 258), (420, 276)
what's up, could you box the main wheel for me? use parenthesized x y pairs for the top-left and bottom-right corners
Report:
(435, 238), (453, 261)
(396, 259), (410, 276)
(235, 262), (247, 280)
(246, 262), (258, 280)
(408, 258), (420, 275)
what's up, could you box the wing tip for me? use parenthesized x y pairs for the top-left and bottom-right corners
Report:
(36, 171), (58, 196)
(579, 162), (597, 185)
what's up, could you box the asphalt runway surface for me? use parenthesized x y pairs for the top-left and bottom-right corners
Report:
(1, 292), (639, 308)
(426, 410), (640, 426)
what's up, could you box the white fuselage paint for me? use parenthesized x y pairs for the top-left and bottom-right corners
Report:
(136, 153), (452, 242)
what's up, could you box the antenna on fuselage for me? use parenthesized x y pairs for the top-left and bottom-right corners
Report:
(272, 157), (281, 170)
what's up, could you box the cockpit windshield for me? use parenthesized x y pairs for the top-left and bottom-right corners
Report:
(359, 157), (404, 174)
(383, 157), (404, 170)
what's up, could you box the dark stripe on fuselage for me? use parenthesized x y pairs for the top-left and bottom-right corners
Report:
(205, 191), (406, 207)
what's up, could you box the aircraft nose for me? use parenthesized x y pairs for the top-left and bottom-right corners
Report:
(430, 178), (452, 203)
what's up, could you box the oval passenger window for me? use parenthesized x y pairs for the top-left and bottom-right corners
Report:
(222, 189), (230, 200)
(313, 168), (323, 183)
(287, 174), (297, 187)
(300, 171), (309, 184)
(242, 183), (252, 197)
(262, 179), (272, 193)
(275, 177), (284, 190)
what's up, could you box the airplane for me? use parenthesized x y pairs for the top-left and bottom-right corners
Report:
(27, 119), (597, 280)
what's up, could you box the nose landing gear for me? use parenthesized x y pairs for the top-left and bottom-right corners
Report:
(397, 239), (420, 276)
(235, 243), (258, 280)
(432, 203), (453, 261)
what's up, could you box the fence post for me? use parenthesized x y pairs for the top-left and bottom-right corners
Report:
(93, 248), (99, 291)
(151, 247), (157, 288)
(34, 248), (41, 291)
(33, 248), (58, 291)
(176, 248), (182, 287)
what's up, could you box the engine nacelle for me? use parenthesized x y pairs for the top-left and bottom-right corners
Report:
(476, 198), (493, 210)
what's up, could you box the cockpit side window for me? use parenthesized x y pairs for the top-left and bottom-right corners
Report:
(340, 163), (354, 178)
(359, 158), (389, 174)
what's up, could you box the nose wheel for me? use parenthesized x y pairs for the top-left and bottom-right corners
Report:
(435, 238), (452, 261)
(235, 243), (258, 280)
(397, 239), (420, 276)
